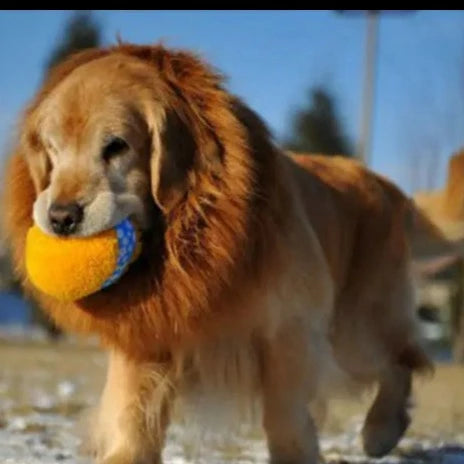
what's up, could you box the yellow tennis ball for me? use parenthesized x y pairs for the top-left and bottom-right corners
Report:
(25, 219), (141, 302)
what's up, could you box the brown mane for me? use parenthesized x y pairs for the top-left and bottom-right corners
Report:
(2, 44), (281, 360)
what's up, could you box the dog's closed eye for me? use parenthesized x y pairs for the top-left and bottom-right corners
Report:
(102, 136), (129, 163)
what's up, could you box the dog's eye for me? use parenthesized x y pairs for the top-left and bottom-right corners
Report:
(102, 136), (129, 162)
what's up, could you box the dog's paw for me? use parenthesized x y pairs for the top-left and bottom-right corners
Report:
(98, 449), (162, 464)
(362, 408), (410, 457)
(99, 451), (133, 464)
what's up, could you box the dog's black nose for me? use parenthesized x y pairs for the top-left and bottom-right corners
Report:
(48, 203), (83, 236)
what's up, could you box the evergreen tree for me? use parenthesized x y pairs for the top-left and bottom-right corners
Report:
(285, 86), (353, 157)
(45, 11), (101, 72)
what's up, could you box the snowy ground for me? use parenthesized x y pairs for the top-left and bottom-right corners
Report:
(0, 333), (463, 464)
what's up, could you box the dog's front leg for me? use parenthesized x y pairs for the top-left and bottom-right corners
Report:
(92, 350), (174, 464)
(261, 324), (321, 464)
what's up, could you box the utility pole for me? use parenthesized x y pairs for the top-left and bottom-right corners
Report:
(358, 11), (379, 166)
(336, 10), (416, 167)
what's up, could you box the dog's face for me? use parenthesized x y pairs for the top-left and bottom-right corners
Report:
(22, 54), (196, 237)
(3, 43), (273, 356)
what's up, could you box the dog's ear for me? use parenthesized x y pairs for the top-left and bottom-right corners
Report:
(1, 152), (36, 277)
(132, 46), (224, 213)
(150, 109), (197, 212)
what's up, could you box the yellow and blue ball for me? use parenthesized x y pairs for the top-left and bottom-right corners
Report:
(25, 219), (141, 302)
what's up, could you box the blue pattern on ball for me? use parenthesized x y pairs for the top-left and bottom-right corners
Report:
(101, 219), (137, 289)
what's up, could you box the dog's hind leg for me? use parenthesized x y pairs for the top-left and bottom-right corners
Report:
(361, 363), (412, 457)
(361, 341), (431, 458)
(360, 272), (433, 458)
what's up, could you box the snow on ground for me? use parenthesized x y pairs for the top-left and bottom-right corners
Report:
(0, 334), (463, 464)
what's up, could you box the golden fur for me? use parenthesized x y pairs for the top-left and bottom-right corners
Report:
(2, 44), (463, 463)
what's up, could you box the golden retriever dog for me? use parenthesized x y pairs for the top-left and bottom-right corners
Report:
(2, 43), (463, 464)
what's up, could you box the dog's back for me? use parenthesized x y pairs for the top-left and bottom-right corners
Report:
(290, 154), (411, 291)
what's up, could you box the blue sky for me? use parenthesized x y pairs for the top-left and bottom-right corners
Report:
(1, 10), (463, 193)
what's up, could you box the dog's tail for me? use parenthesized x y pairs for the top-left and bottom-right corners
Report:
(408, 149), (464, 264)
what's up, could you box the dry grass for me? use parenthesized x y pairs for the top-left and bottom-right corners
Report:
(0, 337), (463, 463)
